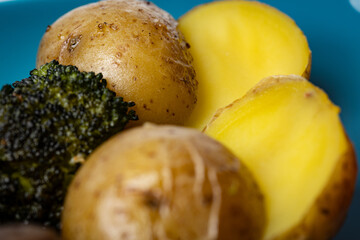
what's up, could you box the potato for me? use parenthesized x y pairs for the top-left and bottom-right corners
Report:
(62, 124), (266, 240)
(0, 224), (60, 240)
(178, 0), (311, 129)
(204, 75), (357, 240)
(36, 0), (197, 126)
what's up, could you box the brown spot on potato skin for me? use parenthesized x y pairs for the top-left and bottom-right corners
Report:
(121, 232), (129, 239)
(202, 194), (213, 205)
(72, 180), (81, 190)
(110, 23), (118, 30)
(113, 61), (121, 67)
(98, 23), (104, 29)
(143, 104), (150, 111)
(46, 25), (51, 32)
(115, 174), (123, 184)
(143, 191), (161, 210)
(66, 34), (82, 52)
(93, 190), (102, 199)
(147, 151), (156, 158)
(305, 91), (314, 98)
(320, 208), (330, 216)
(98, 3), (105, 9)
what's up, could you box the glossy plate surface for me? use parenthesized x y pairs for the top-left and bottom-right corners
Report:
(0, 0), (359, 238)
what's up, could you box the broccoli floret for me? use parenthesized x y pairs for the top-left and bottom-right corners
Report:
(0, 60), (137, 230)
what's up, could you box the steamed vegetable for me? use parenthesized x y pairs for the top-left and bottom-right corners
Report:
(0, 61), (137, 230)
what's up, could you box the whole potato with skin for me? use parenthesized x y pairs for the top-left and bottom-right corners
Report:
(36, 0), (197, 125)
(62, 124), (266, 240)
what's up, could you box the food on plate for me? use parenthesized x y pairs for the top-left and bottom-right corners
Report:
(62, 124), (266, 240)
(178, 0), (311, 129)
(36, 0), (197, 126)
(0, 0), (356, 238)
(0, 224), (60, 240)
(204, 75), (357, 240)
(0, 61), (137, 230)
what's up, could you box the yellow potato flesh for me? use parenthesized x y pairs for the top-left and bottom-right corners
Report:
(204, 76), (349, 240)
(178, 1), (311, 129)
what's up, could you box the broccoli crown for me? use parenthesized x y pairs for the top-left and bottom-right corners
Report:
(0, 60), (137, 230)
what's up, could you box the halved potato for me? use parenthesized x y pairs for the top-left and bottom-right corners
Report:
(178, 0), (311, 129)
(204, 75), (357, 240)
(62, 124), (266, 240)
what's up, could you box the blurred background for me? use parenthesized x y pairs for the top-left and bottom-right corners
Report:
(0, 0), (359, 239)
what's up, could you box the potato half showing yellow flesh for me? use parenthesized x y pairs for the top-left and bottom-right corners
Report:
(62, 124), (266, 240)
(178, 0), (311, 129)
(204, 75), (357, 240)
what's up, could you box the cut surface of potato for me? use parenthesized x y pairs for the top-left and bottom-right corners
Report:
(204, 75), (357, 240)
(62, 124), (265, 240)
(37, 0), (197, 126)
(178, 0), (311, 129)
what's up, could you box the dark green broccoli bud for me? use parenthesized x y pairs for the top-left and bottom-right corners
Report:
(0, 60), (138, 230)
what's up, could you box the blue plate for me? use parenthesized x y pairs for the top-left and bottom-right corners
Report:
(0, 0), (359, 238)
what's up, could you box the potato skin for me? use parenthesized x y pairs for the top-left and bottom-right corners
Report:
(62, 124), (265, 240)
(274, 143), (357, 240)
(36, 0), (197, 125)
